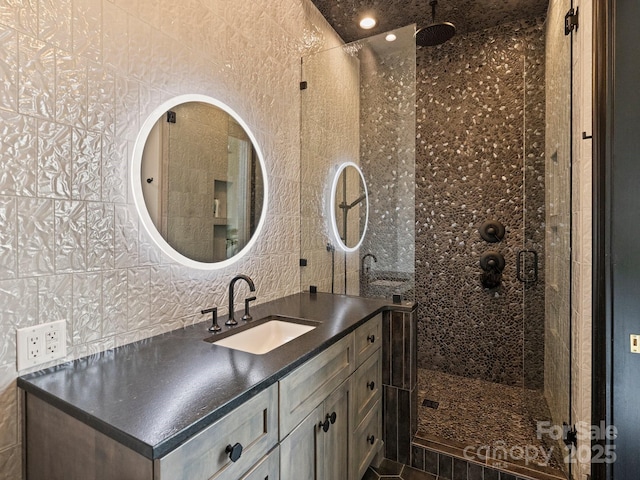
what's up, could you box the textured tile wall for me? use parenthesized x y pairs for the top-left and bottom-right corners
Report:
(544, 6), (595, 479)
(569, 0), (593, 478)
(0, 1), (341, 477)
(415, 19), (546, 386)
(544, 0), (572, 437)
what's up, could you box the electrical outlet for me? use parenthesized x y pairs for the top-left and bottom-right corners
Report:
(26, 332), (41, 359)
(631, 334), (640, 354)
(45, 329), (59, 355)
(17, 321), (66, 370)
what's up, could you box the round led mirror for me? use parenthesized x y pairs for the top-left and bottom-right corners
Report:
(131, 94), (268, 270)
(329, 162), (369, 252)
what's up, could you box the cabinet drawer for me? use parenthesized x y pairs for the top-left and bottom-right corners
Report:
(353, 348), (381, 427)
(354, 313), (381, 366)
(240, 446), (279, 480)
(155, 384), (278, 480)
(279, 333), (354, 439)
(351, 399), (382, 480)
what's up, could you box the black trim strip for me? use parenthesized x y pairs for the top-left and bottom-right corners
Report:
(592, 0), (612, 478)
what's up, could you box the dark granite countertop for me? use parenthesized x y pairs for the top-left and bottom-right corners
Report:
(18, 292), (414, 460)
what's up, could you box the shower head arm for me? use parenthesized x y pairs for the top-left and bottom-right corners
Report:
(430, 0), (437, 22)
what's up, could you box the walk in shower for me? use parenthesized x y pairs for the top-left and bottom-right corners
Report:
(300, 4), (574, 478)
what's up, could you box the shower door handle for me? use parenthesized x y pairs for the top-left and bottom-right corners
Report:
(517, 250), (538, 284)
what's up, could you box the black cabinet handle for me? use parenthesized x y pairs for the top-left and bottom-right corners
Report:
(318, 418), (330, 432)
(225, 443), (243, 462)
(367, 334), (375, 343)
(367, 381), (375, 391)
(318, 412), (338, 433)
(367, 435), (375, 445)
(319, 412), (336, 432)
(328, 412), (337, 424)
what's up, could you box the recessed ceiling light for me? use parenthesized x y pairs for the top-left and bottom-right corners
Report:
(359, 17), (376, 29)
(385, 33), (397, 42)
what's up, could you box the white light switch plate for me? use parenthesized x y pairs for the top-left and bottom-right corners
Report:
(17, 321), (67, 370)
(631, 334), (640, 354)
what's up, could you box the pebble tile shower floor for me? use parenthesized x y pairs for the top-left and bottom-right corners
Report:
(414, 369), (568, 479)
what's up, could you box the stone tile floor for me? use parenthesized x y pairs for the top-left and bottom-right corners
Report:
(416, 369), (567, 475)
(363, 459), (437, 480)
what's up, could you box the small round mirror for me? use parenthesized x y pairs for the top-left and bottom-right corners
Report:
(131, 95), (268, 270)
(329, 162), (369, 252)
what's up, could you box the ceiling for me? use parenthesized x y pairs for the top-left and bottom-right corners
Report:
(309, 0), (549, 44)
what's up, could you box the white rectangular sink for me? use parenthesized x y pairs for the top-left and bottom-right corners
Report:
(212, 320), (316, 355)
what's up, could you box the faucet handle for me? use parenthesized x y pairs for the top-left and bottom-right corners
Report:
(202, 307), (221, 332)
(242, 296), (257, 322)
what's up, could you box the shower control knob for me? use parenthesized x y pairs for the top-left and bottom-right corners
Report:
(479, 220), (505, 243)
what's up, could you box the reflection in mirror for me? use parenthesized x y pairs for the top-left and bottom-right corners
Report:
(133, 96), (267, 269)
(330, 162), (368, 251)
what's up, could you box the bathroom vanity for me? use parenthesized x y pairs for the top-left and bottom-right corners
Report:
(19, 293), (409, 480)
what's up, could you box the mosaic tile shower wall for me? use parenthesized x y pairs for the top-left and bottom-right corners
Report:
(0, 1), (340, 477)
(415, 18), (546, 386)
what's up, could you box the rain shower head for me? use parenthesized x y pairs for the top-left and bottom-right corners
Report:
(415, 0), (456, 47)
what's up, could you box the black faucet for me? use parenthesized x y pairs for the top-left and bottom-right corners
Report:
(201, 307), (220, 332)
(227, 274), (256, 326)
(361, 253), (377, 274)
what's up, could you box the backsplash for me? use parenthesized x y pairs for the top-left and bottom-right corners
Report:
(0, 0), (340, 476)
(415, 18), (546, 386)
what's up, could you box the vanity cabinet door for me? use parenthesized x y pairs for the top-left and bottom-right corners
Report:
(321, 378), (351, 480)
(280, 404), (324, 480)
(280, 378), (351, 480)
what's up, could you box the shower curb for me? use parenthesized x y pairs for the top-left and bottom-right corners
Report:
(410, 435), (568, 480)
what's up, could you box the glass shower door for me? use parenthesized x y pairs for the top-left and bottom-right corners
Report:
(299, 26), (416, 301)
(523, 0), (572, 476)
